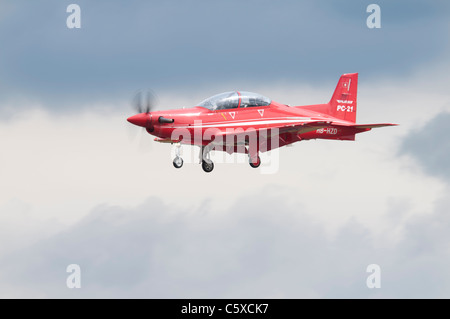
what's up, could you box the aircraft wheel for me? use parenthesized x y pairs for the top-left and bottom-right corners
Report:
(202, 160), (214, 173)
(249, 156), (261, 168)
(173, 156), (183, 169)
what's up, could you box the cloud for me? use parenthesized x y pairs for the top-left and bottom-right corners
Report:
(0, 60), (449, 297)
(2, 185), (450, 298)
(0, 191), (391, 298)
(0, 78), (446, 229)
(400, 112), (450, 181)
(0, 0), (449, 109)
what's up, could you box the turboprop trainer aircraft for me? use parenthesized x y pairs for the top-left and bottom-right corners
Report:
(127, 73), (396, 172)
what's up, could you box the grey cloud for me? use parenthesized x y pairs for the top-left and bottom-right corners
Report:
(384, 194), (450, 298)
(400, 112), (450, 181)
(0, 0), (448, 110)
(1, 187), (449, 298)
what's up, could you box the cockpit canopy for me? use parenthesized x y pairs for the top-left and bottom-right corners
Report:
(198, 91), (271, 111)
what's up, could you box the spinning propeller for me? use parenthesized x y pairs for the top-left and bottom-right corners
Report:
(128, 90), (157, 131)
(128, 90), (174, 129)
(133, 90), (155, 114)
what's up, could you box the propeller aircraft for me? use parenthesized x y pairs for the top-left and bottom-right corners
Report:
(127, 73), (396, 172)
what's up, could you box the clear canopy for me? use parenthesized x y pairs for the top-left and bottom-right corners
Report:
(198, 91), (271, 111)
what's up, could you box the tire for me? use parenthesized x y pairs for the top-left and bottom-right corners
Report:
(202, 160), (214, 173)
(249, 156), (261, 168)
(173, 157), (183, 169)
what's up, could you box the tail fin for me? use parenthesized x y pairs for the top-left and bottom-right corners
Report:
(328, 73), (358, 123)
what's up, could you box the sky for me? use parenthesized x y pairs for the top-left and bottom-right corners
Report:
(0, 0), (450, 298)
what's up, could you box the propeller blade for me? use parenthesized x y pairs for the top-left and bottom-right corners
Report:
(145, 91), (152, 113)
(132, 89), (157, 114)
(133, 91), (143, 114)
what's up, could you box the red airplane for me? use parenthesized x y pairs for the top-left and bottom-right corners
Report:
(127, 73), (396, 172)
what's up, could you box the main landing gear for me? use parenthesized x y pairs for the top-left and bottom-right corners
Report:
(172, 144), (215, 173)
(201, 159), (214, 173)
(249, 155), (261, 168)
(200, 145), (214, 173)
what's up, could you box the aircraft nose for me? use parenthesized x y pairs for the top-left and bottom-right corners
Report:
(127, 113), (149, 127)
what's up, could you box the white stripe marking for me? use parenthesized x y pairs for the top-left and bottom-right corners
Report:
(174, 118), (314, 129)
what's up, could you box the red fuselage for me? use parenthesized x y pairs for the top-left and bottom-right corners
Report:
(128, 101), (367, 147)
(127, 73), (396, 171)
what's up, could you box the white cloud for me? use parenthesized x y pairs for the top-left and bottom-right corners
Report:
(0, 73), (449, 297)
(0, 93), (444, 230)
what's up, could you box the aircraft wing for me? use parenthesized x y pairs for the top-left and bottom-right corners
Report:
(210, 120), (397, 153)
(209, 120), (333, 153)
(277, 120), (334, 134)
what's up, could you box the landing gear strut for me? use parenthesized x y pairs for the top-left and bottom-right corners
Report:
(200, 145), (214, 173)
(172, 143), (183, 169)
(248, 142), (261, 168)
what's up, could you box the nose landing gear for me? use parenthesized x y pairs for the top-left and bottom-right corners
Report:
(173, 156), (183, 168)
(172, 143), (183, 169)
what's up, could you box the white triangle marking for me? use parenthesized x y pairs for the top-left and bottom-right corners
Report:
(258, 109), (264, 117)
(229, 112), (235, 119)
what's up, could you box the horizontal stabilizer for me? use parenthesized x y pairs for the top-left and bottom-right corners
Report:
(346, 123), (398, 129)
